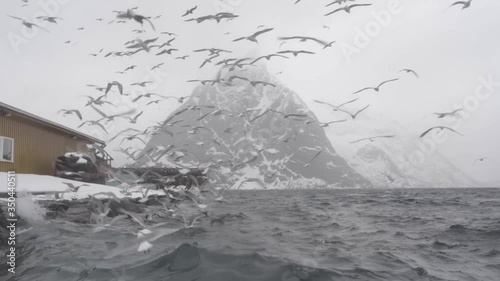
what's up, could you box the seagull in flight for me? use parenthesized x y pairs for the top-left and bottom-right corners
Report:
(36, 16), (63, 24)
(156, 49), (178, 56)
(304, 151), (322, 167)
(78, 121), (108, 134)
(250, 54), (288, 65)
(314, 98), (359, 111)
(8, 15), (49, 32)
(58, 109), (82, 120)
(318, 119), (347, 127)
(325, 4), (372, 16)
(325, 0), (356, 7)
(105, 81), (124, 95)
(277, 36), (330, 48)
(277, 50), (315, 57)
(350, 135), (396, 144)
(419, 126), (463, 138)
(62, 182), (89, 193)
(399, 69), (419, 78)
(434, 109), (463, 119)
(353, 78), (399, 94)
(131, 81), (153, 87)
(126, 111), (143, 124)
(336, 104), (370, 119)
(116, 9), (155, 30)
(233, 28), (274, 43)
(473, 157), (487, 166)
(182, 6), (198, 17)
(451, 0), (472, 9)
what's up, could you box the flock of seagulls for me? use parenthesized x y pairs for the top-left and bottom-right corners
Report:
(8, 0), (486, 239)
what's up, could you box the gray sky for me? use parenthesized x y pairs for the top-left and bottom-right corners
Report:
(1, 0), (499, 184)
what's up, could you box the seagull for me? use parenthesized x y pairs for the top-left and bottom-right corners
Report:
(8, 15), (49, 32)
(249, 81), (276, 88)
(147, 100), (163, 105)
(62, 182), (89, 193)
(182, 6), (198, 17)
(325, 4), (372, 16)
(116, 9), (156, 30)
(277, 50), (315, 57)
(126, 37), (159, 52)
(234, 178), (266, 189)
(78, 121), (108, 134)
(35, 16), (63, 24)
(127, 111), (143, 124)
(336, 104), (370, 119)
(83, 95), (113, 107)
(277, 36), (329, 47)
(105, 81), (124, 95)
(318, 119), (347, 127)
(193, 48), (232, 56)
(131, 81), (153, 87)
(350, 135), (396, 144)
(156, 48), (178, 56)
(151, 63), (164, 70)
(325, 0), (356, 7)
(304, 151), (322, 167)
(433, 109), (463, 119)
(314, 98), (359, 111)
(175, 55), (189, 60)
(353, 78), (399, 94)
(123, 65), (137, 72)
(90, 104), (136, 123)
(250, 54), (289, 65)
(399, 69), (419, 78)
(58, 109), (82, 120)
(473, 157), (487, 166)
(161, 31), (177, 36)
(419, 126), (463, 138)
(270, 109), (308, 119)
(451, 0), (472, 10)
(151, 38), (176, 49)
(384, 173), (396, 183)
(233, 28), (274, 43)
(120, 135), (146, 145)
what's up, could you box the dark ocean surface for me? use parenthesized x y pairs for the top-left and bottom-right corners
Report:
(1, 188), (500, 281)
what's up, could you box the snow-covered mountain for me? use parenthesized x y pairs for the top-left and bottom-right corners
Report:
(321, 114), (479, 188)
(142, 65), (372, 189)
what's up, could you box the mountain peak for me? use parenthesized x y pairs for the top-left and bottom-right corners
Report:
(144, 67), (372, 189)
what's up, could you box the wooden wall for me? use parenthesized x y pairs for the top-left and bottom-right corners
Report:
(0, 114), (92, 175)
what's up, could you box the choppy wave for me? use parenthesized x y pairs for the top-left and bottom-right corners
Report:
(1, 188), (499, 281)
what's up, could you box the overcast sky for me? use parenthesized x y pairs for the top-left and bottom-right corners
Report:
(1, 0), (499, 184)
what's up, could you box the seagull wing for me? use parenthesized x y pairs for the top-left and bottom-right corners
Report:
(352, 104), (370, 118)
(353, 87), (373, 95)
(114, 81), (123, 95)
(314, 100), (337, 109)
(325, 7), (345, 16)
(253, 27), (274, 38)
(233, 37), (247, 42)
(90, 104), (108, 118)
(442, 127), (463, 136)
(8, 15), (25, 21)
(378, 78), (399, 88)
(105, 82), (113, 95)
(338, 98), (359, 107)
(95, 122), (109, 134)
